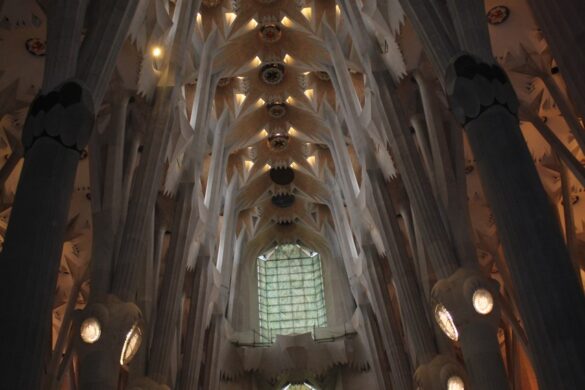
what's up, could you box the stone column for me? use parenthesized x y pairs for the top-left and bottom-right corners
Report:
(0, 81), (94, 389)
(432, 269), (509, 390)
(146, 177), (199, 384)
(526, 0), (585, 118)
(178, 257), (211, 390)
(445, 55), (585, 388)
(367, 169), (438, 366)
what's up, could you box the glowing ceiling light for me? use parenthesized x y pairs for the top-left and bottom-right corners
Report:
(307, 155), (316, 166)
(281, 16), (293, 27)
(120, 323), (142, 366)
(288, 127), (297, 136)
(434, 303), (458, 341)
(472, 288), (494, 315)
(251, 56), (262, 67)
(196, 12), (202, 25)
(447, 376), (465, 390)
(244, 159), (254, 170)
(263, 163), (270, 172)
(301, 7), (312, 19)
(80, 317), (101, 344)
(225, 12), (236, 25)
(283, 54), (293, 64)
(151, 46), (163, 58)
(304, 88), (314, 99)
(235, 93), (246, 104)
(290, 162), (298, 169)
(286, 96), (294, 104)
(246, 19), (258, 30)
(260, 129), (269, 137)
(335, 5), (341, 17)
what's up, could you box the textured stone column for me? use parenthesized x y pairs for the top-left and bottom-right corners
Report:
(146, 178), (199, 384)
(178, 258), (211, 390)
(77, 297), (143, 390)
(362, 244), (413, 389)
(0, 81), (94, 389)
(527, 0), (585, 118)
(432, 269), (509, 390)
(446, 54), (585, 389)
(367, 169), (438, 365)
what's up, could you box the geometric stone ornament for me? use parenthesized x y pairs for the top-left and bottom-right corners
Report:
(487, 6), (510, 25)
(22, 79), (95, 154)
(260, 63), (285, 85)
(267, 101), (287, 118)
(445, 54), (519, 126)
(271, 193), (295, 208)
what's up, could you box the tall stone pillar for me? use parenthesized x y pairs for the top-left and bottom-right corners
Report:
(178, 257), (211, 390)
(146, 178), (199, 385)
(527, 0), (585, 119)
(446, 54), (585, 389)
(0, 81), (94, 389)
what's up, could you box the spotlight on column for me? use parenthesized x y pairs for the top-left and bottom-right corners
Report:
(120, 323), (143, 365)
(472, 288), (494, 315)
(447, 375), (465, 390)
(434, 303), (458, 341)
(80, 317), (101, 344)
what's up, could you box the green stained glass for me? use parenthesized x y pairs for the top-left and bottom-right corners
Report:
(257, 244), (327, 342)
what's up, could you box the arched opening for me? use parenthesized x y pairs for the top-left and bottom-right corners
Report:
(257, 244), (327, 342)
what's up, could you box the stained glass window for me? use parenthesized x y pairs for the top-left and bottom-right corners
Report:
(257, 244), (327, 342)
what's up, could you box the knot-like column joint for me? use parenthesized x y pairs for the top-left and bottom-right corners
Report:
(77, 295), (144, 389)
(445, 54), (519, 126)
(415, 355), (468, 390)
(22, 80), (95, 154)
(431, 268), (501, 337)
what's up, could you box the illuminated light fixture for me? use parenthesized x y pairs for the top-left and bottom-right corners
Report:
(472, 288), (494, 315)
(301, 6), (312, 19)
(258, 97), (265, 105)
(196, 12), (202, 25)
(286, 96), (294, 104)
(434, 303), (458, 341)
(304, 88), (314, 99)
(225, 12), (236, 25)
(244, 159), (254, 170)
(447, 376), (465, 390)
(151, 46), (163, 58)
(281, 16), (293, 27)
(120, 323), (143, 366)
(80, 317), (101, 344)
(307, 155), (316, 166)
(288, 127), (297, 136)
(290, 162), (298, 169)
(235, 93), (246, 104)
(260, 129), (269, 137)
(247, 19), (258, 29)
(251, 56), (262, 67)
(237, 76), (245, 81)
(255, 98), (265, 108)
(283, 54), (293, 64)
(263, 163), (270, 172)
(303, 71), (310, 76)
(335, 5), (341, 17)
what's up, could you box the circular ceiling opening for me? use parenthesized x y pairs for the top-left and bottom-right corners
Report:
(270, 167), (295, 185)
(272, 193), (295, 208)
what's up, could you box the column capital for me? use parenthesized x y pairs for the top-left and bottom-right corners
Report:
(445, 54), (518, 126)
(431, 268), (501, 339)
(22, 79), (95, 154)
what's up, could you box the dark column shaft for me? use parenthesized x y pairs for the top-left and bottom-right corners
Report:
(0, 138), (82, 388)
